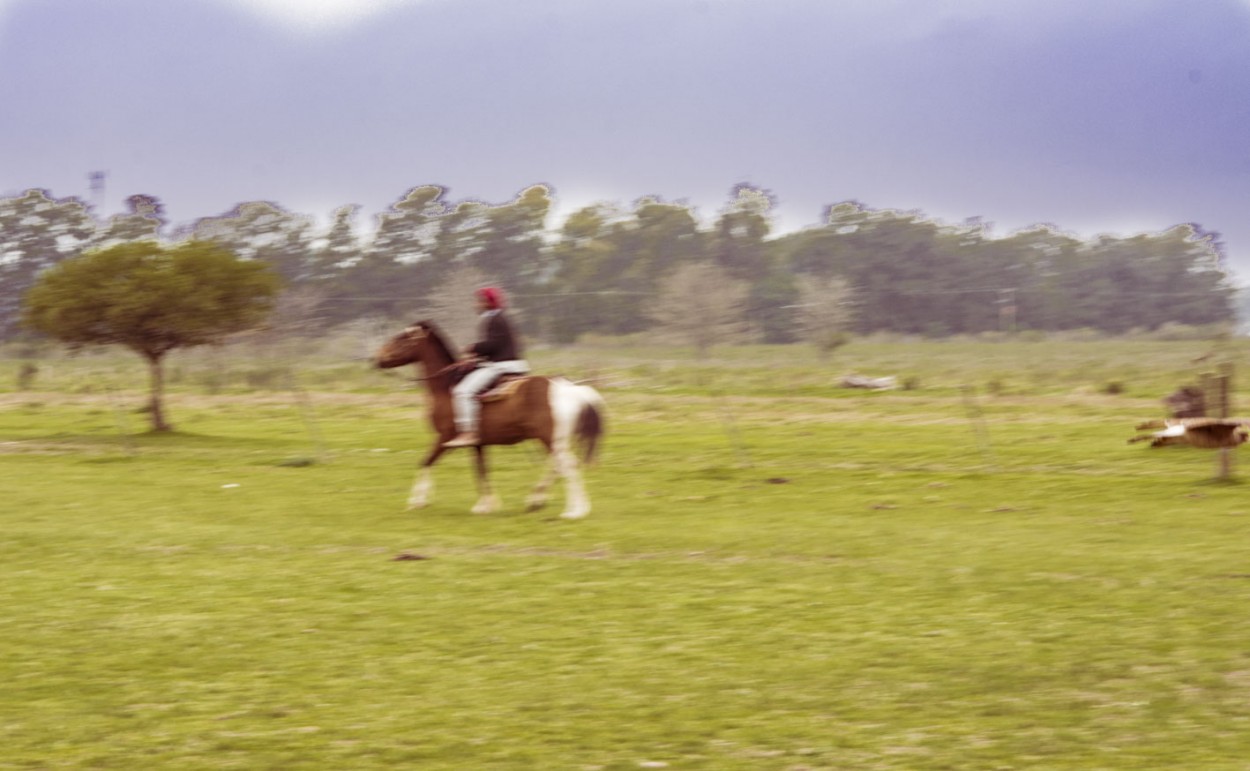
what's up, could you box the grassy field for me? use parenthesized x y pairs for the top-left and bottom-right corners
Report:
(4, 338), (1250, 769)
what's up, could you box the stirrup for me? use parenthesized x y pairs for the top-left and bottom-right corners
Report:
(443, 433), (480, 448)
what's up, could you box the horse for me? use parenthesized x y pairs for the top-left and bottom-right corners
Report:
(375, 320), (605, 519)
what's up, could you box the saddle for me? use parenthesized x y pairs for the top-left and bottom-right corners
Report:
(478, 374), (528, 403)
(436, 360), (529, 402)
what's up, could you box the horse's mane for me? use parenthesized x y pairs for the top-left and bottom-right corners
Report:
(415, 320), (459, 364)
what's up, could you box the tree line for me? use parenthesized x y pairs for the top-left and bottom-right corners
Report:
(0, 183), (1236, 344)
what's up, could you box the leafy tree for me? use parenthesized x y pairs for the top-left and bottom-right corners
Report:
(991, 225), (1086, 331)
(23, 241), (279, 431)
(543, 203), (625, 342)
(710, 185), (809, 342)
(250, 286), (329, 344)
(612, 197), (706, 331)
(318, 205), (362, 277)
(417, 265), (499, 349)
(310, 204), (367, 325)
(182, 201), (315, 284)
(397, 186), (553, 337)
(782, 201), (864, 278)
(95, 194), (166, 247)
(0, 189), (96, 339)
(468, 185), (553, 293)
(711, 183), (774, 282)
(544, 197), (705, 340)
(780, 201), (1236, 336)
(780, 204), (1011, 335)
(746, 268), (800, 343)
(612, 197), (705, 280)
(372, 185), (451, 266)
(650, 261), (748, 356)
(431, 200), (489, 270)
(337, 187), (453, 320)
(1081, 226), (1233, 332)
(795, 275), (855, 358)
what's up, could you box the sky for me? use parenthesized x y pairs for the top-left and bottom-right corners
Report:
(1, 0), (1248, 272)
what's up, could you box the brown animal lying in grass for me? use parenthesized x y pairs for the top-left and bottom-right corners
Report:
(1129, 418), (1250, 449)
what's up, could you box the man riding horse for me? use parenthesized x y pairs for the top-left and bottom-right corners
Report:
(374, 294), (604, 518)
(443, 286), (530, 448)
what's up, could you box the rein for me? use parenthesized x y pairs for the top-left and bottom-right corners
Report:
(411, 359), (479, 383)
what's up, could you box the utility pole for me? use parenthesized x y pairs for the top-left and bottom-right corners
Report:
(88, 170), (107, 219)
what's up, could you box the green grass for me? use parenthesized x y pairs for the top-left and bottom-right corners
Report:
(4, 339), (1250, 768)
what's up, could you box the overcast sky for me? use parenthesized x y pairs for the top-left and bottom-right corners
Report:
(1, 0), (1248, 272)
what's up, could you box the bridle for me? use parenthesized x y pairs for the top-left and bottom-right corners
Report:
(396, 325), (475, 383)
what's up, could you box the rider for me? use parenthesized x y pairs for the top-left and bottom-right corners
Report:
(443, 287), (530, 448)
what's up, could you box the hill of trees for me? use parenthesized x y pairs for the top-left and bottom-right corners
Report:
(0, 183), (1235, 344)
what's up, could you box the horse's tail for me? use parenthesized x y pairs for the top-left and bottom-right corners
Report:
(573, 387), (606, 464)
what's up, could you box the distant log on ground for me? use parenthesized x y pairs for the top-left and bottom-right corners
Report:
(840, 374), (897, 391)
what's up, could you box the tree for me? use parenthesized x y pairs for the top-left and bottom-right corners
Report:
(95, 194), (166, 247)
(23, 241), (279, 431)
(1077, 226), (1233, 332)
(417, 265), (499, 350)
(312, 204), (366, 325)
(338, 187), (453, 320)
(608, 197), (706, 334)
(991, 225), (1086, 332)
(649, 262), (748, 356)
(181, 201), (315, 284)
(468, 185), (553, 292)
(712, 185), (802, 342)
(544, 197), (706, 340)
(711, 183), (774, 281)
(544, 203), (625, 342)
(748, 268), (800, 343)
(776, 201), (1237, 336)
(0, 189), (96, 339)
(318, 205), (362, 277)
(372, 185), (451, 266)
(795, 275), (855, 358)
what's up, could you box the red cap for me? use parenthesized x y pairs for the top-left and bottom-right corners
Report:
(476, 286), (505, 309)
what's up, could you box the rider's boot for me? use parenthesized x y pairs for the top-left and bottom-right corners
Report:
(443, 431), (480, 448)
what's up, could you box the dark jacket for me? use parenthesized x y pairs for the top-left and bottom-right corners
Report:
(468, 311), (523, 362)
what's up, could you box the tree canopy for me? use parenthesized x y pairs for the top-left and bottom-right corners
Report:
(23, 240), (279, 429)
(2, 183), (1237, 347)
(0, 189), (95, 338)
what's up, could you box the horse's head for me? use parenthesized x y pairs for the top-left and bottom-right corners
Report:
(375, 323), (429, 369)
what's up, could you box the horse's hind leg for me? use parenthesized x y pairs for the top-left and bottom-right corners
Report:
(555, 448), (590, 520)
(526, 448), (559, 512)
(470, 446), (500, 514)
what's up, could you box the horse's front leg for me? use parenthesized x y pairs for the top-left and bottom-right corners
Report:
(470, 446), (501, 514)
(407, 444), (445, 511)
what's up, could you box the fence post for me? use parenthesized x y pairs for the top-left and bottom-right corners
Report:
(1217, 363), (1234, 481)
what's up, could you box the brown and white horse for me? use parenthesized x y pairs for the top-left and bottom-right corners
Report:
(375, 320), (605, 519)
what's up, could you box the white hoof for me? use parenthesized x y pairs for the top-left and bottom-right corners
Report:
(407, 471), (432, 511)
(559, 508), (588, 520)
(471, 495), (500, 515)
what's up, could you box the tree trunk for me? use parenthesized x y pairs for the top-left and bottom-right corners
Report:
(145, 352), (171, 432)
